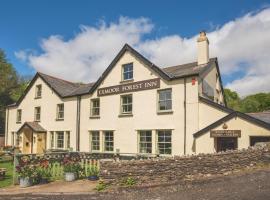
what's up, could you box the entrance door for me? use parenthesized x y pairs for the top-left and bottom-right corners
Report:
(217, 137), (237, 152)
(22, 129), (33, 154)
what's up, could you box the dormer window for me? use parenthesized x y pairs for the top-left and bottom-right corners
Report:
(35, 84), (42, 98)
(122, 63), (133, 81)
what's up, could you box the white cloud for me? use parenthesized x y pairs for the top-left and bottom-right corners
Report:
(15, 9), (270, 96)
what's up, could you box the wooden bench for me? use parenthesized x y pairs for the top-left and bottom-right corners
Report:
(0, 168), (7, 180)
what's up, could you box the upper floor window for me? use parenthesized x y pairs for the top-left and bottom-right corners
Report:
(16, 109), (22, 123)
(121, 94), (132, 114)
(35, 84), (42, 98)
(122, 63), (133, 81)
(34, 106), (41, 121)
(56, 103), (64, 120)
(158, 89), (172, 111)
(90, 99), (100, 117)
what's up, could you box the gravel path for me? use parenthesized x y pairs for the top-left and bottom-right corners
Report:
(1, 168), (270, 200)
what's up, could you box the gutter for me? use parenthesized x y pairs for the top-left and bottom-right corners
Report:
(76, 96), (81, 151)
(184, 78), (187, 155)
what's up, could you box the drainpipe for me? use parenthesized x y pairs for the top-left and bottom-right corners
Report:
(76, 96), (81, 152)
(184, 78), (187, 155)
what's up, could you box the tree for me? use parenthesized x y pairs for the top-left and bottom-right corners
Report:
(0, 49), (29, 135)
(224, 88), (241, 111)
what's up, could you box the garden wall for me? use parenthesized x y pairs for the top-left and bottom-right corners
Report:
(100, 147), (270, 185)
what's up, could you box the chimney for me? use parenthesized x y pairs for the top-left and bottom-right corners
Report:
(197, 31), (209, 65)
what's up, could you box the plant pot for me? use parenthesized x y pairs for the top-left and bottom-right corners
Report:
(39, 178), (49, 184)
(88, 175), (99, 181)
(19, 177), (33, 188)
(64, 172), (76, 182)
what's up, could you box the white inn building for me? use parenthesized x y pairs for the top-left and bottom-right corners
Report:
(5, 32), (270, 155)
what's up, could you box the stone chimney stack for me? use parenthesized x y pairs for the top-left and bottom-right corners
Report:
(197, 31), (209, 65)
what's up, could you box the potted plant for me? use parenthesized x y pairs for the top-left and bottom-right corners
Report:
(87, 165), (99, 181)
(16, 164), (37, 187)
(62, 156), (81, 182)
(38, 159), (51, 184)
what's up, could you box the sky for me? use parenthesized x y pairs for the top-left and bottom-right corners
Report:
(1, 0), (270, 96)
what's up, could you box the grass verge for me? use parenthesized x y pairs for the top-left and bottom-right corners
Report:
(0, 161), (13, 188)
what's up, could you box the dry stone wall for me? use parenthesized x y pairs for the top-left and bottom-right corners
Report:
(100, 148), (270, 185)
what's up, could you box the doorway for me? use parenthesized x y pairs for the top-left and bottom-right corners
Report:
(216, 137), (237, 152)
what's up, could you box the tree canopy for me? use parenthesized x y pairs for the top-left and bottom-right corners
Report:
(224, 88), (270, 113)
(0, 49), (29, 135)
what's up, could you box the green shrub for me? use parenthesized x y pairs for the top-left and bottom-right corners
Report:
(122, 177), (136, 186)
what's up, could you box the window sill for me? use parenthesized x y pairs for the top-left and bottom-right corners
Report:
(118, 113), (133, 118)
(90, 116), (100, 119)
(157, 110), (173, 115)
(120, 79), (134, 84)
(55, 118), (64, 121)
(34, 96), (41, 99)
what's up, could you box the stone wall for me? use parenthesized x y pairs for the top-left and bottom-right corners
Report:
(100, 148), (270, 185)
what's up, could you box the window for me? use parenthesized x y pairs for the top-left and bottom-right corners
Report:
(56, 104), (64, 120)
(34, 107), (41, 121)
(122, 63), (133, 80)
(157, 130), (172, 155)
(16, 109), (22, 123)
(50, 131), (54, 148)
(121, 95), (132, 114)
(66, 131), (70, 149)
(56, 131), (64, 149)
(158, 89), (172, 111)
(104, 131), (114, 152)
(35, 84), (42, 98)
(90, 99), (100, 117)
(16, 134), (21, 146)
(139, 131), (152, 153)
(90, 131), (100, 151)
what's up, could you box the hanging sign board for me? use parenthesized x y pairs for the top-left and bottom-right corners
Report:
(210, 130), (241, 138)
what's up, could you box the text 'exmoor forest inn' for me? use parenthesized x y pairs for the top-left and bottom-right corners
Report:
(5, 32), (270, 156)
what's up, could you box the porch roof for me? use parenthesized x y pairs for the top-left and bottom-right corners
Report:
(17, 122), (47, 133)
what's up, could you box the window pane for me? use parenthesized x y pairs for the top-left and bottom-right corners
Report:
(139, 131), (152, 153)
(91, 99), (100, 116)
(56, 132), (64, 148)
(91, 131), (100, 151)
(104, 131), (113, 152)
(123, 63), (133, 80)
(121, 95), (132, 113)
(157, 130), (172, 155)
(159, 90), (172, 111)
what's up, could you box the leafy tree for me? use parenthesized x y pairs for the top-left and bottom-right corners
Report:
(0, 49), (29, 135)
(224, 88), (270, 113)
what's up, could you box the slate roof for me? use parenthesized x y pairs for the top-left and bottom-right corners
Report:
(17, 122), (47, 133)
(162, 58), (217, 78)
(8, 44), (224, 107)
(248, 111), (270, 124)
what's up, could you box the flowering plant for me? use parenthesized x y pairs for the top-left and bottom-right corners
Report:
(16, 164), (38, 179)
(62, 155), (82, 173)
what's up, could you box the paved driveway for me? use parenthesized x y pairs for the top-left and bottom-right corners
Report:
(1, 168), (270, 200)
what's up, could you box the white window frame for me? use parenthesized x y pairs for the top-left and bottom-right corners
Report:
(121, 94), (132, 114)
(158, 89), (172, 112)
(56, 131), (64, 149)
(90, 131), (100, 152)
(90, 99), (100, 117)
(138, 130), (152, 154)
(156, 130), (172, 155)
(103, 131), (114, 152)
(34, 107), (41, 122)
(56, 103), (64, 120)
(122, 63), (133, 81)
(35, 84), (42, 98)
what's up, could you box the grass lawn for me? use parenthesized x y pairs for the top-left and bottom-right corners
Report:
(0, 161), (14, 188)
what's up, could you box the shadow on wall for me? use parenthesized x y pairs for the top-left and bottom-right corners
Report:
(0, 136), (5, 147)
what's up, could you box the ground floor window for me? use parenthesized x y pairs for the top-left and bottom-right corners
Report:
(90, 131), (100, 151)
(157, 130), (172, 155)
(139, 130), (152, 153)
(216, 137), (237, 152)
(50, 131), (70, 149)
(56, 131), (64, 148)
(250, 136), (270, 146)
(104, 131), (114, 152)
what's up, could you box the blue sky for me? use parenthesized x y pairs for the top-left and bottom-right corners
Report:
(1, 0), (270, 95)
